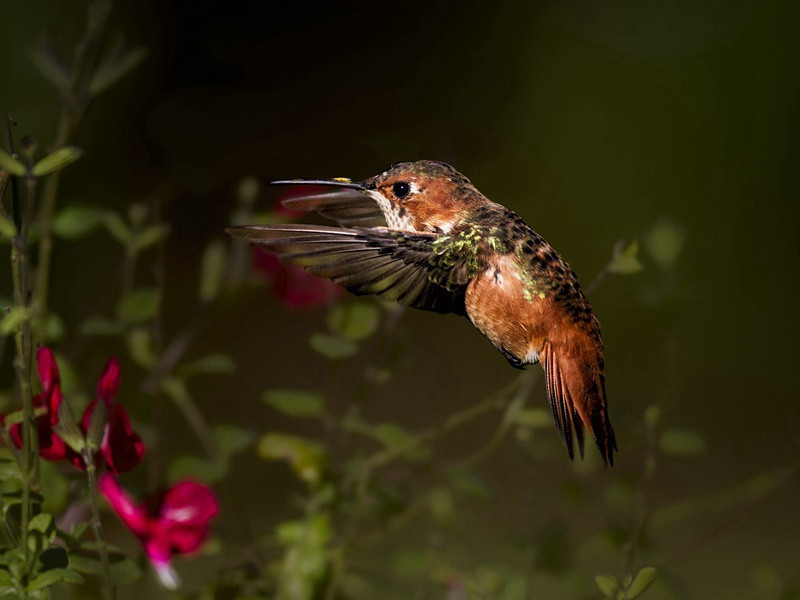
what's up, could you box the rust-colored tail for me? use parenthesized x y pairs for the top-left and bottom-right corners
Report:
(542, 342), (617, 466)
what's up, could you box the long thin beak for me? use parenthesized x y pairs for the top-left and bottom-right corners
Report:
(270, 179), (366, 190)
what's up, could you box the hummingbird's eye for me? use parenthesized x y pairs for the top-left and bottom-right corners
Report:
(392, 181), (411, 199)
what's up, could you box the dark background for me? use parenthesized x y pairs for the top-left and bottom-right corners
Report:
(2, 0), (800, 597)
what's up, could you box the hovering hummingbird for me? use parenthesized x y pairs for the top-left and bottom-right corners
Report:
(227, 161), (617, 465)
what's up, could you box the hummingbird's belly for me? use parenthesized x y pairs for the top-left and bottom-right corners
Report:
(465, 254), (551, 365)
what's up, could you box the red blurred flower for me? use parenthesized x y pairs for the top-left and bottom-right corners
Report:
(253, 247), (343, 309)
(1, 349), (144, 474)
(99, 473), (219, 589)
(4, 347), (69, 461)
(74, 357), (145, 474)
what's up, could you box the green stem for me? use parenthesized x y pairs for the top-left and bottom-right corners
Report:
(32, 0), (114, 342)
(84, 454), (115, 600)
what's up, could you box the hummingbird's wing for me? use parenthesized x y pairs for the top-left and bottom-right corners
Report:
(227, 224), (471, 315)
(272, 182), (387, 228)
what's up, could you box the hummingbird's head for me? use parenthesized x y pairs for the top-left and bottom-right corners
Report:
(361, 160), (483, 233)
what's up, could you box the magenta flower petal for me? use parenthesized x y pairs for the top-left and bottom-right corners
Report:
(253, 247), (343, 309)
(36, 347), (60, 399)
(100, 475), (219, 589)
(101, 402), (145, 474)
(97, 357), (121, 402)
(98, 473), (149, 534)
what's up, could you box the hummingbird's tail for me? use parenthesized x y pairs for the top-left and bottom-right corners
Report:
(542, 342), (617, 466)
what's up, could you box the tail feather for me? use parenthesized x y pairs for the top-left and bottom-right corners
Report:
(542, 342), (617, 466)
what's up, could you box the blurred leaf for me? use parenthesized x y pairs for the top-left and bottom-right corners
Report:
(116, 288), (159, 323)
(275, 514), (331, 598)
(213, 424), (256, 458)
(52, 205), (106, 239)
(237, 176), (260, 205)
(263, 389), (325, 418)
(30, 37), (70, 91)
(513, 407), (552, 429)
(374, 423), (430, 462)
(27, 513), (56, 544)
(54, 401), (85, 455)
(645, 219), (684, 269)
(428, 487), (455, 525)
(80, 316), (122, 336)
(309, 333), (358, 359)
(446, 468), (491, 499)
(0, 306), (31, 335)
(31, 146), (83, 177)
(0, 213), (17, 239)
(131, 224), (169, 252)
(608, 239), (644, 275)
(595, 574), (618, 597)
(0, 148), (26, 176)
(626, 567), (658, 599)
(127, 328), (156, 369)
(127, 203), (148, 227)
(103, 212), (132, 244)
(177, 354), (236, 378)
(44, 313), (65, 342)
(327, 302), (380, 341)
(257, 433), (327, 485)
(28, 568), (84, 590)
(90, 46), (147, 96)
(70, 546), (142, 585)
(199, 240), (227, 303)
(168, 455), (226, 484)
(85, 401), (106, 453)
(659, 427), (706, 457)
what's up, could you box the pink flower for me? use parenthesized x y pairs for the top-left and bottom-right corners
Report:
(74, 357), (145, 474)
(99, 473), (219, 589)
(4, 348), (69, 461)
(253, 247), (344, 309)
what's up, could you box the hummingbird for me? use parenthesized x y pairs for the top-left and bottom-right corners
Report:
(227, 160), (617, 466)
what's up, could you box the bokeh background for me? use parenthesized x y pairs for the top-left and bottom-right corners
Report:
(2, 0), (799, 598)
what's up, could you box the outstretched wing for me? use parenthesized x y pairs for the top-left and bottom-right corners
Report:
(227, 224), (474, 315)
(272, 181), (386, 228)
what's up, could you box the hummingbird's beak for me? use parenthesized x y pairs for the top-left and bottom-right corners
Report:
(268, 178), (383, 227)
(270, 179), (366, 190)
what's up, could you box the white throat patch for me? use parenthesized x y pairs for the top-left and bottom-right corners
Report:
(365, 190), (416, 231)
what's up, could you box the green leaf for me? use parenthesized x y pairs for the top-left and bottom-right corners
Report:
(27, 513), (56, 554)
(80, 315), (123, 336)
(103, 212), (132, 244)
(0, 306), (31, 336)
(0, 148), (26, 176)
(167, 455), (226, 484)
(132, 224), (169, 252)
(52, 205), (106, 239)
(645, 219), (684, 269)
(257, 433), (328, 484)
(85, 401), (107, 453)
(199, 240), (227, 303)
(90, 46), (148, 96)
(608, 239), (644, 275)
(373, 423), (430, 462)
(660, 427), (706, 457)
(53, 400), (85, 454)
(626, 566), (658, 599)
(31, 146), (83, 177)
(43, 313), (65, 342)
(116, 288), (159, 323)
(177, 354), (236, 378)
(309, 333), (358, 360)
(28, 568), (84, 590)
(327, 302), (380, 341)
(127, 328), (156, 369)
(263, 389), (325, 418)
(446, 468), (491, 499)
(0, 213), (17, 239)
(595, 574), (619, 597)
(30, 37), (70, 91)
(70, 546), (142, 585)
(213, 424), (256, 458)
(428, 487), (455, 525)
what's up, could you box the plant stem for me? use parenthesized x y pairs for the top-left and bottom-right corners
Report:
(33, 0), (114, 342)
(84, 454), (115, 600)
